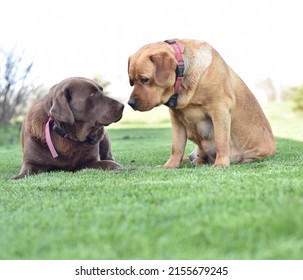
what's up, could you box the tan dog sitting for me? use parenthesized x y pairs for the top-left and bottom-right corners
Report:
(128, 39), (276, 168)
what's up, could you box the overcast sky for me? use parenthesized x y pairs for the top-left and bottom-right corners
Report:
(1, 0), (302, 99)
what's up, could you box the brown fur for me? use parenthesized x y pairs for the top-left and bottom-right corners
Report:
(128, 39), (276, 168)
(13, 77), (124, 179)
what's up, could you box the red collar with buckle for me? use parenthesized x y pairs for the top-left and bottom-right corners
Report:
(164, 39), (185, 107)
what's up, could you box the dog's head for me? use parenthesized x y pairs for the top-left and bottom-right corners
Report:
(48, 77), (124, 142)
(128, 42), (178, 111)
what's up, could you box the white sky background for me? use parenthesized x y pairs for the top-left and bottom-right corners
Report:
(1, 0), (303, 99)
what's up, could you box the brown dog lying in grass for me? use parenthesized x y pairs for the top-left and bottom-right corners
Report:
(13, 77), (124, 179)
(128, 39), (276, 168)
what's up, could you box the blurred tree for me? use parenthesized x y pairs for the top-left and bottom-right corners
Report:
(0, 48), (35, 129)
(290, 85), (303, 113)
(92, 74), (110, 95)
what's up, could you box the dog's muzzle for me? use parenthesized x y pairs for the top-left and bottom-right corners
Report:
(128, 98), (139, 110)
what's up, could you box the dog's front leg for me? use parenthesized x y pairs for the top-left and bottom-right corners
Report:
(164, 109), (187, 168)
(84, 160), (123, 170)
(12, 163), (50, 179)
(99, 130), (114, 161)
(210, 108), (231, 167)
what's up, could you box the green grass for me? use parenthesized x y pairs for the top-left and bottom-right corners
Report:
(0, 102), (303, 259)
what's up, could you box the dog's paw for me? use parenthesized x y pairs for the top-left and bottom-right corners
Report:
(213, 158), (230, 167)
(181, 157), (190, 164)
(191, 157), (207, 167)
(163, 163), (180, 169)
(11, 174), (25, 180)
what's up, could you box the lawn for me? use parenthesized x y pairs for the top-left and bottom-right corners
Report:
(0, 102), (303, 259)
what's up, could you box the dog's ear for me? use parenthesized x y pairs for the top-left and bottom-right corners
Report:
(49, 86), (74, 125)
(150, 52), (176, 86)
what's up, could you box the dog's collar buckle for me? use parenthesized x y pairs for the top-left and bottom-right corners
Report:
(164, 94), (178, 107)
(176, 62), (185, 77)
(86, 133), (99, 144)
(164, 39), (185, 108)
(52, 119), (66, 138)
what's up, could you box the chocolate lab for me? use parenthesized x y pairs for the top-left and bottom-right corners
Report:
(13, 77), (124, 179)
(128, 39), (276, 168)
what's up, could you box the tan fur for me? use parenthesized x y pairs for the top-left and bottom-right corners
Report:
(128, 39), (276, 168)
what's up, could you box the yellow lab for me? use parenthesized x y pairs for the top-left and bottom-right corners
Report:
(128, 39), (276, 168)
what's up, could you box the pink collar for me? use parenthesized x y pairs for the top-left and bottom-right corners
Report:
(164, 39), (185, 107)
(45, 116), (59, 158)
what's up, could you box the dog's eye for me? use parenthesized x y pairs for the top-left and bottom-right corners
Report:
(140, 77), (149, 84)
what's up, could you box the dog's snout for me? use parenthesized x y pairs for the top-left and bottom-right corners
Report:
(118, 103), (124, 112)
(128, 98), (138, 110)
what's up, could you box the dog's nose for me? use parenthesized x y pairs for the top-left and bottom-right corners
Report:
(118, 103), (124, 112)
(128, 98), (138, 110)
